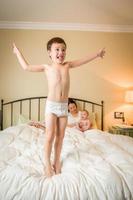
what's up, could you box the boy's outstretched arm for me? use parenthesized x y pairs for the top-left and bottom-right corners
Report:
(69, 48), (105, 68)
(12, 43), (45, 72)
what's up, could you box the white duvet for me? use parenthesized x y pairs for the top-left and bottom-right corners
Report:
(0, 125), (133, 200)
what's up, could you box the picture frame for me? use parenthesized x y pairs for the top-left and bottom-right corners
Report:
(114, 112), (124, 119)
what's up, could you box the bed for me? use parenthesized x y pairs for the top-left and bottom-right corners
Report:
(0, 97), (133, 200)
(0, 97), (104, 130)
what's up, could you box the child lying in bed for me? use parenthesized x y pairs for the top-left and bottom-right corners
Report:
(29, 121), (45, 131)
(76, 110), (92, 132)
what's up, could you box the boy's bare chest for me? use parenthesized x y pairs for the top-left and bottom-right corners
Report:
(46, 67), (69, 81)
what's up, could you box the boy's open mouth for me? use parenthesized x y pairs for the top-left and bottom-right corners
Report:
(57, 56), (63, 60)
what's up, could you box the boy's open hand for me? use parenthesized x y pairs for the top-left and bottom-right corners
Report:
(12, 43), (19, 55)
(97, 48), (106, 58)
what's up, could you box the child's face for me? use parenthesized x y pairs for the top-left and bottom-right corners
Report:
(48, 42), (66, 64)
(81, 111), (88, 120)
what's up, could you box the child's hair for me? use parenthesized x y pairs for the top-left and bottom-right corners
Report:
(82, 109), (89, 116)
(47, 37), (66, 51)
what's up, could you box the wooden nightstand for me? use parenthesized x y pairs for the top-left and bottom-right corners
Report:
(109, 125), (133, 138)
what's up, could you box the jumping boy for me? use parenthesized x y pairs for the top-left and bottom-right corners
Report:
(13, 37), (105, 177)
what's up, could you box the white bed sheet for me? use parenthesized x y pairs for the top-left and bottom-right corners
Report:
(0, 125), (133, 200)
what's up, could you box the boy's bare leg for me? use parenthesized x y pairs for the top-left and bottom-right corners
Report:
(44, 114), (57, 177)
(54, 116), (67, 174)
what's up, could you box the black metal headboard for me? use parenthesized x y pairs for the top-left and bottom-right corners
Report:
(1, 97), (104, 130)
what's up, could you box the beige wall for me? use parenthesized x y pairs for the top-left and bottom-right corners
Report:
(0, 29), (133, 130)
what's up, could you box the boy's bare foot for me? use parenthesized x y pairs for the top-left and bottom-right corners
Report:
(53, 161), (62, 174)
(45, 164), (54, 177)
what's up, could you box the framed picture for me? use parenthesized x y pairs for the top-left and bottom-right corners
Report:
(114, 112), (124, 119)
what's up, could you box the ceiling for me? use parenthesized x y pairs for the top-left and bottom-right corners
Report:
(0, 0), (133, 26)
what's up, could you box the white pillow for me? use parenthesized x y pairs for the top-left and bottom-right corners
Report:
(17, 114), (30, 125)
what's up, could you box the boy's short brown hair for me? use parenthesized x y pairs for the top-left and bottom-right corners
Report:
(47, 37), (66, 51)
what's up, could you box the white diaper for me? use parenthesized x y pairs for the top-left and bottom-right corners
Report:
(45, 100), (68, 117)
